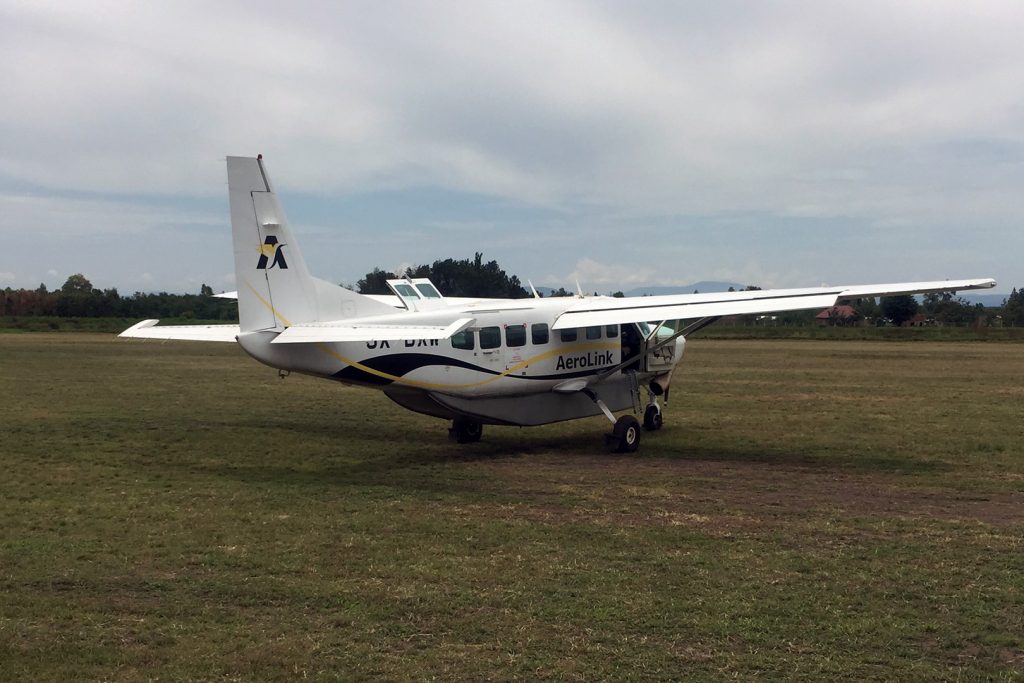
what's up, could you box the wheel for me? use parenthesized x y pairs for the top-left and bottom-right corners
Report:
(609, 415), (641, 453)
(449, 418), (483, 444)
(643, 404), (663, 431)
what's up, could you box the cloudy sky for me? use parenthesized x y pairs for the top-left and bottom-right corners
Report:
(2, 1), (1021, 294)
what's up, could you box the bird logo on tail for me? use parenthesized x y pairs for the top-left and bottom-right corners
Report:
(256, 236), (288, 270)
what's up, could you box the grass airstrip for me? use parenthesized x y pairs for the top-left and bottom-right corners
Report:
(1, 333), (1022, 680)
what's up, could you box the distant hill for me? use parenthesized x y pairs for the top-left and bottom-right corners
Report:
(958, 293), (1011, 307)
(622, 281), (746, 296)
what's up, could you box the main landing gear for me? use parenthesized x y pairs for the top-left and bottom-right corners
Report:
(608, 415), (641, 453)
(449, 417), (483, 444)
(583, 385), (665, 454)
(446, 384), (665, 453)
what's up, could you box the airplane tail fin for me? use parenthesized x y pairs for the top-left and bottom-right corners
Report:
(227, 156), (394, 332)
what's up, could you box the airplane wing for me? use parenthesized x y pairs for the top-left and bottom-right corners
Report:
(552, 278), (996, 329)
(270, 318), (475, 344)
(119, 319), (241, 342)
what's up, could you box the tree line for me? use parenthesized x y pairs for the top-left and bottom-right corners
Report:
(826, 291), (1024, 328)
(4, 260), (1023, 327)
(356, 252), (529, 299)
(1, 274), (237, 321)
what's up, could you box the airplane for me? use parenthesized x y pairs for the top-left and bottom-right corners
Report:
(120, 155), (996, 452)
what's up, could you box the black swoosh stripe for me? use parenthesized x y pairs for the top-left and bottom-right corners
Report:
(331, 353), (617, 386)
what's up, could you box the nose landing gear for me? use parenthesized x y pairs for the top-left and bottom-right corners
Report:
(643, 403), (663, 431)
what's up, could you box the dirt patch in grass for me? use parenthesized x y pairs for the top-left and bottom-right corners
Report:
(463, 455), (1024, 534)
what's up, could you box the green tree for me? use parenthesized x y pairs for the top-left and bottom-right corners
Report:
(923, 292), (978, 326)
(56, 274), (100, 316)
(853, 296), (880, 321)
(881, 295), (919, 327)
(356, 254), (528, 298)
(1003, 288), (1024, 326)
(356, 267), (398, 295)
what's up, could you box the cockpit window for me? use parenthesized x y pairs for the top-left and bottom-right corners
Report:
(450, 330), (474, 350)
(415, 283), (441, 299)
(394, 284), (420, 299)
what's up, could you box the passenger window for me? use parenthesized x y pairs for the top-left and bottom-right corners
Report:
(480, 326), (501, 349)
(450, 330), (474, 350)
(531, 323), (549, 345)
(560, 329), (578, 342)
(586, 326), (602, 340)
(505, 325), (526, 348)
(605, 324), (618, 338)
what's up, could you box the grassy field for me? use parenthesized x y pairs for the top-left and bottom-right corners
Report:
(1, 334), (1022, 681)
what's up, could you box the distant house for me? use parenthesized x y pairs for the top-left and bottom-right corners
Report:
(905, 313), (933, 327)
(815, 305), (857, 326)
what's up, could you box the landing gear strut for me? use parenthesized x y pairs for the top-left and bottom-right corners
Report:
(582, 388), (642, 453)
(449, 418), (483, 444)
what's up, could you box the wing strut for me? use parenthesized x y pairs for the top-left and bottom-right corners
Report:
(644, 316), (720, 356)
(590, 316), (721, 384)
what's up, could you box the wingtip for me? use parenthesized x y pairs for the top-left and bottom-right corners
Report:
(119, 319), (160, 338)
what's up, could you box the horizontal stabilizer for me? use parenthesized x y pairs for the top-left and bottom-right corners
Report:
(119, 319), (241, 342)
(270, 318), (475, 344)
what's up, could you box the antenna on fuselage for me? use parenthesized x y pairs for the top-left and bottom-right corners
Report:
(575, 280), (585, 298)
(527, 280), (541, 299)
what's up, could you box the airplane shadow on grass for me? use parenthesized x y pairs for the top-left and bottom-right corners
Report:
(160, 415), (952, 496)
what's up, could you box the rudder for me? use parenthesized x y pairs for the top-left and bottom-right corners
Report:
(227, 155), (395, 332)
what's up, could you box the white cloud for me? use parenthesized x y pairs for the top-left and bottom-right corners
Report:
(0, 193), (219, 238)
(567, 258), (656, 289)
(0, 271), (15, 283)
(1, 1), (1021, 290)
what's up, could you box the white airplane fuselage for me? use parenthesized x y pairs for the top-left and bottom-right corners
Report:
(235, 297), (684, 426)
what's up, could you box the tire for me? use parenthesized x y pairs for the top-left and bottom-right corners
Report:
(643, 405), (663, 431)
(449, 418), (483, 444)
(610, 415), (641, 453)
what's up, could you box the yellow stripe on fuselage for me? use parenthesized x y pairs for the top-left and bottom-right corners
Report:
(317, 341), (621, 391)
(243, 290), (620, 390)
